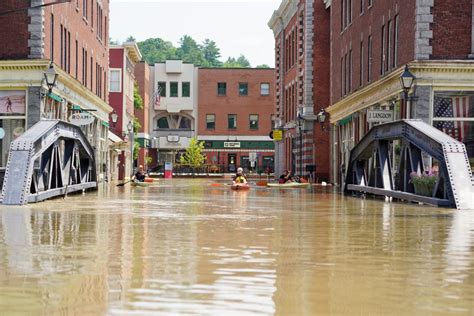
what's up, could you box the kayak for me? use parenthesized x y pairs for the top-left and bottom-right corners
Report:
(231, 183), (250, 190)
(131, 181), (155, 187)
(267, 182), (310, 188)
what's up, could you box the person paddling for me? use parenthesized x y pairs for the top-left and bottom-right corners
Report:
(133, 165), (146, 182)
(279, 170), (294, 184)
(233, 167), (247, 184)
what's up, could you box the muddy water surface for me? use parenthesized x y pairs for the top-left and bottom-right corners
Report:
(0, 179), (473, 315)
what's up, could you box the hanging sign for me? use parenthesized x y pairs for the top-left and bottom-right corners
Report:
(69, 112), (95, 126)
(367, 110), (394, 123)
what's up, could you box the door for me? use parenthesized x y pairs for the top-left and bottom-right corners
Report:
(228, 153), (236, 172)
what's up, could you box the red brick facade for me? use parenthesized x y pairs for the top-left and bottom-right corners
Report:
(0, 0), (30, 59)
(134, 62), (152, 168)
(432, 0), (472, 59)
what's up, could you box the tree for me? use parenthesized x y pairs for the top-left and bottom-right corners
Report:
(223, 54), (251, 68)
(126, 35), (136, 42)
(133, 81), (143, 109)
(137, 37), (177, 64)
(256, 64), (270, 68)
(201, 39), (222, 67)
(180, 137), (206, 174)
(177, 35), (205, 65)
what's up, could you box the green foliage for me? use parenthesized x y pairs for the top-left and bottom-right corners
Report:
(133, 81), (143, 110)
(146, 156), (153, 166)
(223, 55), (251, 68)
(136, 35), (254, 68)
(180, 137), (206, 169)
(256, 64), (270, 68)
(133, 141), (140, 160)
(137, 38), (178, 64)
(133, 116), (141, 133)
(126, 36), (136, 42)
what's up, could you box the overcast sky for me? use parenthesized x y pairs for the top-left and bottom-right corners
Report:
(109, 0), (281, 67)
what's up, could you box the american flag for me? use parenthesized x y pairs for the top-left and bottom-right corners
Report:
(434, 96), (471, 141)
(153, 85), (161, 109)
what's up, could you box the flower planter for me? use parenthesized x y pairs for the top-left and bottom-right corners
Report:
(413, 182), (434, 197)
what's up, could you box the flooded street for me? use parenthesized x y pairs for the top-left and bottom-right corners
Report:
(0, 178), (473, 315)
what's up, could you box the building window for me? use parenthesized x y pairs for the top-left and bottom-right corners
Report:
(157, 117), (169, 129)
(349, 49), (352, 92)
(206, 114), (215, 129)
(217, 82), (226, 95)
(359, 41), (364, 86)
(75, 40), (78, 78)
(158, 82), (166, 97)
(109, 69), (121, 92)
(360, 0), (364, 14)
(260, 83), (270, 96)
(387, 20), (392, 73)
(50, 14), (54, 61)
(228, 114), (237, 129)
(368, 0), (373, 7)
(239, 82), (248, 96)
(182, 82), (190, 97)
(381, 24), (386, 75)
(249, 114), (259, 130)
(342, 0), (353, 29)
(367, 35), (372, 82)
(83, 0), (87, 19)
(170, 82), (178, 97)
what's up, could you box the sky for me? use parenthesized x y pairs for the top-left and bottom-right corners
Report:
(109, 0), (281, 67)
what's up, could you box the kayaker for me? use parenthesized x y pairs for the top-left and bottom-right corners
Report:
(279, 170), (294, 184)
(233, 167), (247, 184)
(133, 165), (146, 182)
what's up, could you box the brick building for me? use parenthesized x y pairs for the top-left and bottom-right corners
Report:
(326, 0), (474, 186)
(134, 62), (152, 170)
(0, 0), (112, 182)
(197, 68), (275, 173)
(108, 43), (141, 180)
(268, 0), (330, 182)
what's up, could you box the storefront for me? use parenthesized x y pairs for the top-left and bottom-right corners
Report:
(327, 62), (474, 187)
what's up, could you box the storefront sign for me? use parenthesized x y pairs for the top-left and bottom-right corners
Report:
(69, 112), (95, 126)
(224, 141), (241, 148)
(367, 110), (394, 123)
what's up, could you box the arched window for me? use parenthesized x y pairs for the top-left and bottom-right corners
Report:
(156, 114), (193, 130)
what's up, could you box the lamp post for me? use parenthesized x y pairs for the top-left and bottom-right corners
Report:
(110, 111), (118, 128)
(400, 65), (416, 119)
(44, 63), (58, 94)
(127, 120), (134, 178)
(317, 108), (328, 131)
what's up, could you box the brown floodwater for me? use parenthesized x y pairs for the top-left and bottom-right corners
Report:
(0, 178), (473, 315)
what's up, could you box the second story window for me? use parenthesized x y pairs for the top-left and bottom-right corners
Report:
(249, 114), (259, 130)
(109, 69), (121, 92)
(217, 82), (226, 95)
(239, 82), (248, 96)
(158, 82), (166, 97)
(170, 82), (178, 97)
(206, 114), (215, 129)
(182, 82), (190, 97)
(228, 114), (237, 129)
(260, 83), (270, 96)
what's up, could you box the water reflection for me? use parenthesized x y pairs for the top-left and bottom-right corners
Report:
(0, 179), (472, 315)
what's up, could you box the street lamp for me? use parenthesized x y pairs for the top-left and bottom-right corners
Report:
(317, 108), (328, 131)
(110, 111), (118, 127)
(400, 64), (416, 119)
(44, 63), (58, 94)
(127, 120), (134, 178)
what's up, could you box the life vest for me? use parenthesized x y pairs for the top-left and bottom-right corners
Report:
(235, 175), (246, 183)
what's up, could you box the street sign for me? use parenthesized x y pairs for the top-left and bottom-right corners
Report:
(367, 109), (394, 123)
(272, 129), (283, 141)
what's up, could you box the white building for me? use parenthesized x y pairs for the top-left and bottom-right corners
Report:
(150, 60), (199, 164)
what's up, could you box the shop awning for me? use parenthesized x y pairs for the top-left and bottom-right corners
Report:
(338, 115), (353, 126)
(47, 92), (63, 102)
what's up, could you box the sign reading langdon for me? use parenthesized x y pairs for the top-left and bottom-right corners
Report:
(224, 142), (241, 148)
(69, 112), (95, 126)
(367, 110), (394, 123)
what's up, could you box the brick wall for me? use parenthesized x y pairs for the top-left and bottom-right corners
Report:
(0, 0), (30, 59)
(43, 1), (109, 101)
(330, 0), (416, 104)
(198, 68), (275, 137)
(134, 62), (150, 134)
(432, 0), (472, 59)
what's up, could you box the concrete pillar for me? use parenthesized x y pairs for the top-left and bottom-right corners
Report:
(412, 86), (432, 124)
(27, 87), (41, 129)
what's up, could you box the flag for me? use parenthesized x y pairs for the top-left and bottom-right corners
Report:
(154, 85), (161, 109)
(434, 96), (471, 141)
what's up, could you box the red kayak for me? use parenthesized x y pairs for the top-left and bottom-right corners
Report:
(231, 183), (250, 190)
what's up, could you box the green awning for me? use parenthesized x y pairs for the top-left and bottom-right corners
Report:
(338, 115), (353, 126)
(72, 105), (82, 110)
(102, 121), (109, 127)
(47, 92), (63, 102)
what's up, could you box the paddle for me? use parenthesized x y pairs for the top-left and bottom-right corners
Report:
(117, 179), (133, 187)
